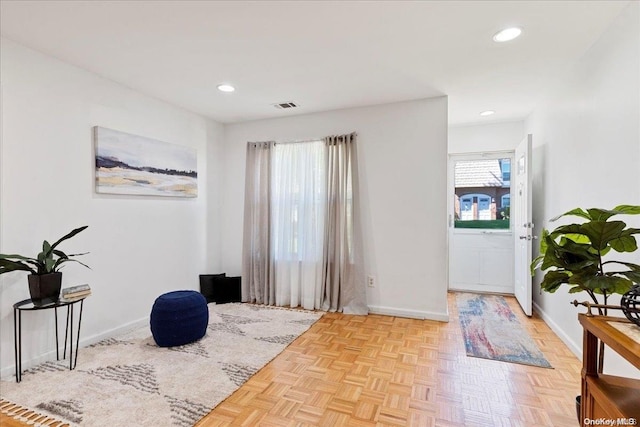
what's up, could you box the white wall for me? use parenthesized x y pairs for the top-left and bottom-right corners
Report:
(449, 120), (524, 154)
(526, 3), (640, 377)
(220, 98), (449, 321)
(0, 38), (224, 377)
(206, 121), (225, 273)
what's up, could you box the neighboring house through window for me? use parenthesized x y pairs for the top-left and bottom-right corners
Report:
(453, 157), (512, 229)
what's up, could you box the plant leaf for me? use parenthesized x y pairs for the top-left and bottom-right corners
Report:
(53, 249), (89, 258)
(586, 208), (618, 221)
(620, 271), (640, 282)
(0, 254), (40, 266)
(44, 258), (56, 273)
(550, 208), (590, 222)
(53, 249), (69, 259)
(0, 259), (37, 274)
(549, 205), (640, 223)
(530, 253), (544, 275)
(616, 261), (640, 271)
(42, 240), (53, 258)
(577, 221), (627, 250)
(609, 235), (638, 253)
(582, 275), (633, 294)
(540, 239), (565, 271)
(539, 229), (549, 252)
(63, 252), (89, 257)
(50, 226), (88, 250)
(612, 205), (640, 215)
(54, 258), (91, 271)
(609, 228), (640, 253)
(551, 221), (626, 251)
(544, 235), (598, 272)
(540, 270), (571, 293)
(563, 233), (591, 244)
(585, 205), (640, 221)
(531, 229), (551, 275)
(587, 206), (640, 221)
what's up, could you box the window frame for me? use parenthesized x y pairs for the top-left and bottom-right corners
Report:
(448, 150), (515, 235)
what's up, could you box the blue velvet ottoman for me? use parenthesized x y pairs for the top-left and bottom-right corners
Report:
(150, 290), (208, 347)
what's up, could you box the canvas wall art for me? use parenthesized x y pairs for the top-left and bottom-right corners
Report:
(94, 126), (197, 197)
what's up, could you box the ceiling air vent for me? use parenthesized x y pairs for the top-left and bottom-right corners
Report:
(273, 102), (299, 109)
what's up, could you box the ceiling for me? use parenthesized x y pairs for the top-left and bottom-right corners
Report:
(0, 1), (629, 125)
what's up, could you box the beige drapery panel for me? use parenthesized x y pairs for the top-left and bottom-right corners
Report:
(322, 133), (367, 314)
(241, 141), (275, 305)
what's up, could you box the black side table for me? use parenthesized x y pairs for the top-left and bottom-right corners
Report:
(13, 296), (87, 383)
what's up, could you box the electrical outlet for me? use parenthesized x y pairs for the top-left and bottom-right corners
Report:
(367, 275), (375, 288)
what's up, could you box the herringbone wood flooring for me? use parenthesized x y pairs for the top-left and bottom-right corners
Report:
(195, 293), (581, 426)
(0, 293), (582, 426)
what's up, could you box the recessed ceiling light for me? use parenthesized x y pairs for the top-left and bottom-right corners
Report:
(480, 110), (495, 116)
(493, 27), (522, 43)
(217, 84), (235, 93)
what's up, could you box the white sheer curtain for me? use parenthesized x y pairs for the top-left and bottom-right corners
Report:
(272, 141), (326, 310)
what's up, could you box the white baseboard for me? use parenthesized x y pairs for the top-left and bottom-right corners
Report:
(368, 305), (449, 322)
(532, 300), (581, 359)
(0, 316), (150, 380)
(449, 284), (514, 295)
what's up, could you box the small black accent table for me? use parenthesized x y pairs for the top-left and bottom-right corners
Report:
(13, 296), (87, 383)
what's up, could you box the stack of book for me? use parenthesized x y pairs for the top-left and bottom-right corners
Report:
(61, 284), (91, 300)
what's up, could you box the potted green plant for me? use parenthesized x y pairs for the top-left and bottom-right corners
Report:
(530, 205), (640, 420)
(0, 226), (90, 302)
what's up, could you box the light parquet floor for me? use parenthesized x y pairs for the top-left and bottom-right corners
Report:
(0, 293), (582, 426)
(195, 293), (582, 427)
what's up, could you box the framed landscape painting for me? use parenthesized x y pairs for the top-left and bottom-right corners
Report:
(94, 126), (197, 197)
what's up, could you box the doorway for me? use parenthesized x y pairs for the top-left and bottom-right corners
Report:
(448, 151), (515, 294)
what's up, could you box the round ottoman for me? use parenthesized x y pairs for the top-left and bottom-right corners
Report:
(150, 290), (208, 347)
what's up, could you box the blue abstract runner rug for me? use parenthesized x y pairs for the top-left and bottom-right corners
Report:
(456, 293), (552, 368)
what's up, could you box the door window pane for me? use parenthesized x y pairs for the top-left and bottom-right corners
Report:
(454, 158), (511, 229)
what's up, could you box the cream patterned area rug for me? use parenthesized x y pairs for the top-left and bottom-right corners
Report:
(1, 303), (322, 426)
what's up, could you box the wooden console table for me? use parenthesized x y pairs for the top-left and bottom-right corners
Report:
(579, 314), (640, 423)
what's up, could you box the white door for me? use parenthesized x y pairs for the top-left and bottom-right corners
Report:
(513, 134), (533, 316)
(448, 152), (515, 294)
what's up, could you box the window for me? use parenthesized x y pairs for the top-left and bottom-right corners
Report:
(243, 133), (362, 312)
(500, 194), (511, 221)
(453, 158), (511, 230)
(460, 196), (473, 220)
(499, 159), (511, 184)
(271, 141), (326, 262)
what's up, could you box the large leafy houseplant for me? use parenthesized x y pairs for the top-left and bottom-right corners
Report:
(531, 205), (640, 309)
(0, 226), (89, 301)
(530, 205), (640, 375)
